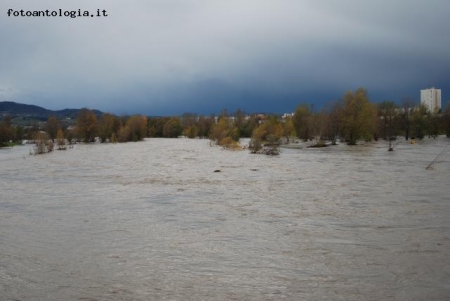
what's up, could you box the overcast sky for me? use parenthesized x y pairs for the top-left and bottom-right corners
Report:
(1, 0), (449, 115)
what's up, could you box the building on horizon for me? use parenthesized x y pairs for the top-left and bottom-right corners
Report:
(420, 87), (442, 113)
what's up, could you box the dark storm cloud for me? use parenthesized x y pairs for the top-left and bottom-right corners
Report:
(1, 0), (449, 114)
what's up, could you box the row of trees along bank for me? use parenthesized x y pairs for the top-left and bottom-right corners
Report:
(68, 88), (450, 153)
(1, 88), (450, 151)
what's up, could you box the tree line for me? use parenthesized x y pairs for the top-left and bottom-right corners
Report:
(209, 88), (450, 154)
(1, 88), (450, 149)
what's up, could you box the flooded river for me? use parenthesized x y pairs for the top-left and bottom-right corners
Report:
(1, 137), (449, 300)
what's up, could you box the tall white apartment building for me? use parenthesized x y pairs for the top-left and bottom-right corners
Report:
(420, 87), (442, 113)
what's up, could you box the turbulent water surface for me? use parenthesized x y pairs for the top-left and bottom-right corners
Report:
(1, 138), (450, 300)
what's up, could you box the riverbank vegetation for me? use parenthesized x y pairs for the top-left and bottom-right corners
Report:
(2, 88), (450, 155)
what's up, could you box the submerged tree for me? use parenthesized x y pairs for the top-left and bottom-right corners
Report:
(56, 129), (66, 150)
(339, 88), (376, 145)
(117, 115), (147, 142)
(33, 131), (51, 154)
(443, 104), (450, 137)
(130, 115), (148, 141)
(292, 104), (312, 141)
(251, 117), (283, 142)
(65, 127), (76, 144)
(12, 125), (24, 144)
(249, 118), (283, 155)
(209, 118), (239, 147)
(378, 101), (397, 140)
(163, 117), (182, 138)
(427, 112), (440, 139)
(147, 117), (167, 137)
(183, 125), (198, 138)
(399, 98), (414, 140)
(411, 104), (428, 140)
(45, 116), (61, 142)
(76, 108), (98, 143)
(0, 115), (12, 147)
(326, 100), (343, 145)
(98, 113), (118, 143)
(181, 113), (198, 138)
(311, 109), (329, 146)
(282, 117), (295, 143)
(196, 116), (214, 138)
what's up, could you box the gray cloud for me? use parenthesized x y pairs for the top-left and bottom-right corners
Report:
(1, 0), (449, 114)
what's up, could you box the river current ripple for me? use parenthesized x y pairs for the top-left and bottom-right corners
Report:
(1, 137), (449, 300)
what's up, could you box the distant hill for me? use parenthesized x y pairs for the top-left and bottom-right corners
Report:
(0, 101), (103, 119)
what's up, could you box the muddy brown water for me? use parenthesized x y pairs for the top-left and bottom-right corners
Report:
(1, 137), (449, 300)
